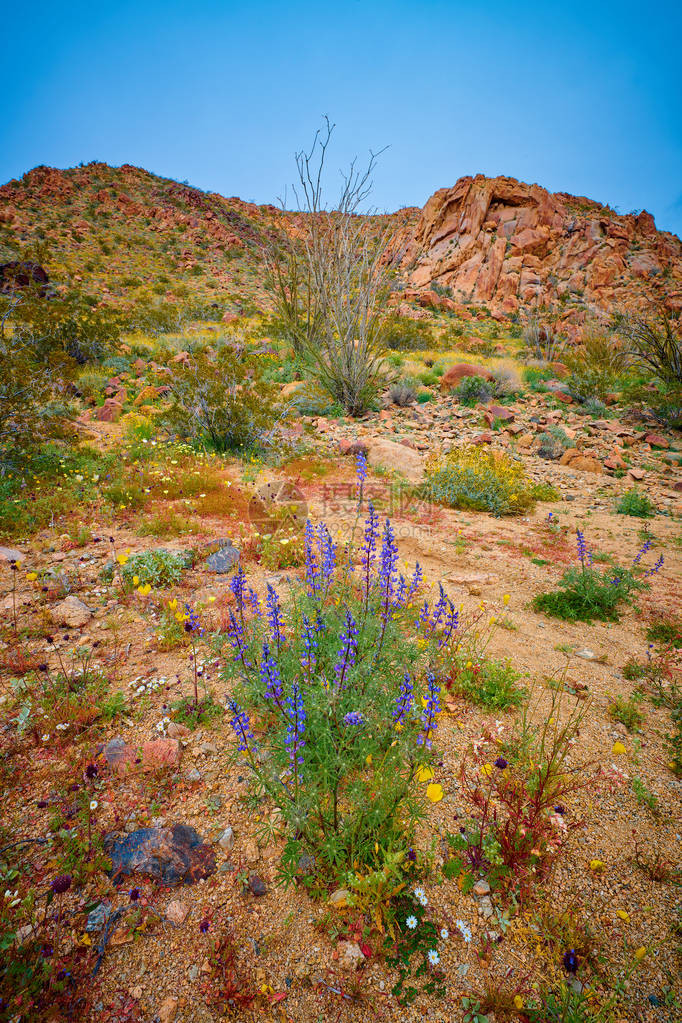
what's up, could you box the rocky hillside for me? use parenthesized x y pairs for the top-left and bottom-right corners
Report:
(400, 174), (682, 321)
(1, 162), (680, 325)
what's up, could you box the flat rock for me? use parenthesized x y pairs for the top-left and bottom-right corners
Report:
(218, 826), (234, 851)
(0, 546), (24, 563)
(340, 941), (366, 970)
(165, 899), (190, 925)
(205, 543), (240, 573)
(50, 595), (93, 628)
(367, 437), (423, 481)
(104, 823), (216, 885)
(248, 874), (267, 896)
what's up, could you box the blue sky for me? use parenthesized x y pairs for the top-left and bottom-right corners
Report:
(2, 0), (681, 235)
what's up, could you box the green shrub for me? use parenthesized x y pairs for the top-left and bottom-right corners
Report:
(609, 696), (643, 732)
(421, 446), (536, 516)
(533, 529), (656, 623)
(454, 375), (493, 406)
(220, 510), (460, 885)
(646, 614), (682, 648)
(121, 548), (192, 589)
(616, 489), (654, 518)
(447, 657), (524, 710)
(383, 315), (434, 351)
(159, 345), (287, 453)
(389, 380), (417, 406)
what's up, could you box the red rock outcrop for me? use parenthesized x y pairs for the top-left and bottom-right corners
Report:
(401, 174), (682, 319)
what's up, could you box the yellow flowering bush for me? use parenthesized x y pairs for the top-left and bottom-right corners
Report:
(421, 445), (536, 516)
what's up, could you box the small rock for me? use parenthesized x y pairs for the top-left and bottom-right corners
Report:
(297, 853), (315, 877)
(158, 996), (178, 1023)
(130, 986), (142, 1000)
(185, 767), (202, 783)
(50, 595), (93, 628)
(218, 826), (234, 851)
(206, 543), (240, 573)
(165, 899), (189, 925)
(478, 896), (494, 919)
(167, 722), (191, 739)
(86, 901), (111, 932)
(329, 888), (351, 909)
(0, 546), (24, 563)
(248, 874), (267, 897)
(575, 648), (596, 661)
(473, 879), (491, 897)
(339, 941), (365, 971)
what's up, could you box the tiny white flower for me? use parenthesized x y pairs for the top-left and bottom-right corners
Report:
(90, 800), (98, 811)
(405, 915), (418, 930)
(427, 949), (440, 966)
(440, 927), (449, 940)
(42, 734), (50, 741)
(413, 886), (428, 907)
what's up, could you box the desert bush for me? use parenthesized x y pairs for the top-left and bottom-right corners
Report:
(609, 695), (643, 733)
(491, 364), (523, 397)
(258, 525), (305, 570)
(383, 315), (434, 351)
(221, 501), (463, 884)
(446, 688), (595, 896)
(565, 328), (630, 402)
(389, 379), (418, 406)
(522, 309), (565, 361)
(533, 530), (661, 622)
(537, 425), (571, 460)
(120, 548), (191, 589)
(616, 489), (654, 518)
(159, 345), (287, 453)
(614, 310), (682, 384)
(421, 446), (536, 516)
(454, 375), (493, 406)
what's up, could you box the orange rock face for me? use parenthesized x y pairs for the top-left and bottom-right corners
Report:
(401, 174), (682, 319)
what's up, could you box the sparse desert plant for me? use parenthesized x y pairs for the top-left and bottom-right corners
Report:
(454, 375), (493, 405)
(383, 315), (434, 351)
(616, 489), (654, 518)
(608, 695), (643, 732)
(533, 530), (660, 622)
(389, 379), (418, 406)
(121, 548), (191, 589)
(615, 310), (682, 384)
(264, 119), (403, 415)
(522, 308), (566, 361)
(491, 364), (523, 397)
(564, 326), (630, 402)
(160, 344), (287, 453)
(421, 446), (536, 516)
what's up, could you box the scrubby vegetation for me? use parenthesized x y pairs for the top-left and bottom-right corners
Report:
(421, 446), (536, 516)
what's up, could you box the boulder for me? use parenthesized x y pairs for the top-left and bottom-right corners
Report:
(50, 596), (93, 628)
(104, 823), (216, 885)
(103, 736), (182, 775)
(367, 438), (424, 481)
(559, 449), (603, 474)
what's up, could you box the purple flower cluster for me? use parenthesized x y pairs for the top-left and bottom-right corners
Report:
(230, 566), (247, 613)
(644, 554), (664, 578)
(393, 674), (414, 727)
(378, 519), (399, 603)
(343, 711), (364, 726)
(183, 603), (203, 636)
(632, 538), (653, 566)
(266, 584), (285, 649)
(260, 642), (283, 701)
(361, 503), (379, 598)
(417, 673), (442, 749)
(356, 450), (368, 485)
(227, 699), (254, 753)
(301, 613), (317, 677)
(284, 681), (306, 769)
(304, 520), (320, 598)
(317, 524), (336, 588)
(576, 528), (589, 565)
(226, 609), (252, 668)
(334, 609), (359, 687)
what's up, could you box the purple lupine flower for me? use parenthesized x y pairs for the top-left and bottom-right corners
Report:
(644, 554), (664, 578)
(361, 502), (379, 598)
(378, 519), (398, 602)
(393, 674), (414, 727)
(633, 538), (653, 566)
(266, 583), (285, 649)
(406, 562), (423, 602)
(247, 587), (262, 618)
(576, 529), (588, 565)
(260, 642), (283, 701)
(562, 949), (579, 974)
(356, 450), (368, 486)
(417, 673), (442, 749)
(284, 682), (306, 769)
(334, 609), (359, 687)
(314, 610), (325, 634)
(317, 524), (337, 588)
(184, 603), (203, 636)
(392, 574), (408, 609)
(417, 601), (430, 630)
(304, 520), (320, 598)
(230, 567), (247, 614)
(426, 584), (448, 636)
(227, 699), (254, 753)
(301, 614), (317, 677)
(343, 711), (364, 726)
(439, 600), (459, 649)
(226, 609), (252, 668)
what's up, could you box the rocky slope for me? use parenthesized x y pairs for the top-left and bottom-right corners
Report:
(400, 174), (682, 320)
(1, 163), (680, 324)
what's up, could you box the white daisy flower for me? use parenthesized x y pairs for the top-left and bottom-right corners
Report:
(413, 886), (428, 907)
(427, 949), (440, 966)
(405, 915), (418, 930)
(440, 927), (449, 940)
(90, 800), (98, 811)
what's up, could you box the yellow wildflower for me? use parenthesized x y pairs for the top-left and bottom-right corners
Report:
(426, 783), (444, 803)
(132, 575), (140, 587)
(612, 741), (627, 755)
(634, 946), (646, 961)
(26, 572), (38, 582)
(415, 765), (434, 782)
(513, 996), (523, 1010)
(481, 763), (494, 777)
(503, 594), (510, 605)
(616, 910), (630, 922)
(168, 598), (178, 610)
(589, 859), (605, 873)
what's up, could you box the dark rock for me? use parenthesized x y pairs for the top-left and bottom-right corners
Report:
(86, 901), (111, 932)
(205, 542), (240, 573)
(104, 824), (216, 885)
(248, 874), (267, 896)
(0, 260), (50, 296)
